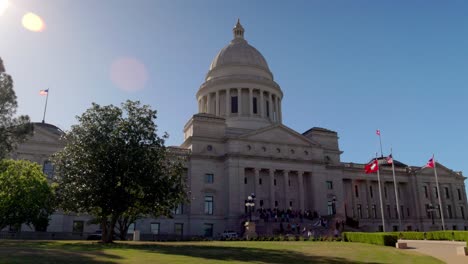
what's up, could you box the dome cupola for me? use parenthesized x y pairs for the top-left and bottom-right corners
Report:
(196, 20), (283, 130)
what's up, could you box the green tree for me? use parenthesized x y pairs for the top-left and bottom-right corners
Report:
(0, 159), (55, 231)
(0, 72), (33, 159)
(53, 100), (186, 243)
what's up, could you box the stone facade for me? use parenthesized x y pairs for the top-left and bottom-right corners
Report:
(5, 21), (468, 236)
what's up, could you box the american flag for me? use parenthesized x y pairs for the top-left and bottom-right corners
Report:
(376, 129), (381, 136)
(426, 156), (435, 168)
(39, 89), (48, 96)
(386, 154), (393, 164)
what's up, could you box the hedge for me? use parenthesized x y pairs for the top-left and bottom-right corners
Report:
(342, 232), (398, 247)
(390, 231), (468, 242)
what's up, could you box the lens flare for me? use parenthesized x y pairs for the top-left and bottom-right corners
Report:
(0, 0), (9, 16)
(22, 12), (45, 32)
(110, 57), (149, 92)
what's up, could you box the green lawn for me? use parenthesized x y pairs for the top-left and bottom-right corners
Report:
(0, 240), (442, 264)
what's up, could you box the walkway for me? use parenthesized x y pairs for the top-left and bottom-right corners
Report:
(401, 239), (467, 264)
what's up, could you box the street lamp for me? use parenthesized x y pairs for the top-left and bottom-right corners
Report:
(245, 193), (255, 222)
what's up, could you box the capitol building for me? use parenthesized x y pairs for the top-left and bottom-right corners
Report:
(6, 21), (468, 237)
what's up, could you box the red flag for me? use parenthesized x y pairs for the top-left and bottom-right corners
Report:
(426, 156), (434, 168)
(386, 154), (393, 164)
(365, 159), (379, 174)
(376, 129), (380, 136)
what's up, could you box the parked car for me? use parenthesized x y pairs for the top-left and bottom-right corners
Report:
(221, 231), (238, 239)
(86, 230), (119, 240)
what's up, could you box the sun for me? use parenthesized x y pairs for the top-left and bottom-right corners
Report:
(22, 12), (45, 32)
(0, 0), (9, 16)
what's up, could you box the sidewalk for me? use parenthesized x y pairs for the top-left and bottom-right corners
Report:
(401, 239), (467, 264)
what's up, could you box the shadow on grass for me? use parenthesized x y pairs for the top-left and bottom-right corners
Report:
(0, 240), (120, 264)
(0, 240), (383, 264)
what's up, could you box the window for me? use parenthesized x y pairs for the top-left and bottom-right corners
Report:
(43, 160), (54, 179)
(174, 223), (183, 236)
(326, 181), (333, 190)
(394, 206), (398, 219)
(150, 223), (160, 234)
(288, 179), (291, 186)
(259, 178), (262, 185)
(426, 204), (431, 218)
(259, 200), (264, 207)
(384, 186), (387, 199)
(204, 195), (213, 215)
(244, 177), (247, 184)
(452, 225), (457, 230)
(327, 201), (333, 215)
(400, 205), (404, 219)
(436, 205), (441, 218)
(458, 189), (462, 201)
(266, 100), (270, 117)
(393, 226), (399, 232)
(448, 205), (453, 219)
(372, 205), (377, 218)
(424, 186), (428, 198)
(369, 186), (373, 198)
(407, 207), (410, 217)
(386, 205), (391, 219)
(276, 148), (281, 153)
(289, 201), (293, 207)
(173, 204), (183, 215)
(274, 179), (277, 186)
(203, 223), (213, 237)
(445, 187), (450, 199)
(231, 96), (238, 113)
(206, 145), (213, 151)
(73, 221), (84, 233)
(253, 97), (258, 114)
(461, 206), (465, 219)
(357, 204), (362, 219)
(434, 187), (438, 198)
(354, 185), (359, 198)
(275, 201), (278, 207)
(204, 173), (214, 184)
(127, 223), (135, 234)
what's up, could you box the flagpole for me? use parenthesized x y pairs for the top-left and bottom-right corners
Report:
(42, 89), (49, 123)
(433, 154), (446, 231)
(378, 132), (383, 157)
(376, 153), (386, 232)
(390, 148), (402, 231)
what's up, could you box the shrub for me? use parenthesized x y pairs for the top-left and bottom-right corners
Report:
(342, 232), (398, 247)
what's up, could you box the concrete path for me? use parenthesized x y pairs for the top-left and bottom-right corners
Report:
(401, 240), (467, 264)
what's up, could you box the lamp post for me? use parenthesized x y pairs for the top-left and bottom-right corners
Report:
(245, 193), (255, 222)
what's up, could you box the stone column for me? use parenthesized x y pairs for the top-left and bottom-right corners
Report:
(225, 89), (230, 117)
(207, 93), (211, 114)
(269, 169), (275, 208)
(278, 98), (282, 123)
(237, 88), (242, 116)
(268, 92), (273, 121)
(215, 91), (220, 116)
(274, 95), (279, 122)
(239, 167), (245, 213)
(284, 170), (290, 209)
(298, 171), (305, 211)
(249, 88), (253, 116)
(260, 90), (264, 118)
(254, 168), (260, 196)
(198, 99), (202, 113)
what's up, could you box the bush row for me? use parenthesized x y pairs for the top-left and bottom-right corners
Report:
(387, 231), (468, 242)
(342, 232), (398, 247)
(221, 235), (342, 242)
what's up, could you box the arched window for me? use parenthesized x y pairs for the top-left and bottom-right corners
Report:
(43, 160), (54, 179)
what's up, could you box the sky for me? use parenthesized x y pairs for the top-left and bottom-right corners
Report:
(1, 0), (467, 190)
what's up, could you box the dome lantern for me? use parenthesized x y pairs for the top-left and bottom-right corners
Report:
(233, 18), (244, 39)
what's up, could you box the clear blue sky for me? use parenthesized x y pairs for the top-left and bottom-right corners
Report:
(1, 0), (467, 190)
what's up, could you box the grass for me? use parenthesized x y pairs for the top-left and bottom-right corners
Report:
(0, 240), (442, 264)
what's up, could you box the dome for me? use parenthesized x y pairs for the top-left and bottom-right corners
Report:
(206, 20), (273, 81)
(209, 40), (270, 72)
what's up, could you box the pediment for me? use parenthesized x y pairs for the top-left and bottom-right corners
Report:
(238, 124), (319, 146)
(29, 124), (64, 145)
(417, 162), (463, 178)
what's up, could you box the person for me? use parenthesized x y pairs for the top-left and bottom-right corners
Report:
(307, 229), (312, 238)
(334, 228), (339, 238)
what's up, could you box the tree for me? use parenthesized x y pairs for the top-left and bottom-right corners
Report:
(0, 159), (55, 231)
(0, 71), (33, 159)
(53, 100), (187, 243)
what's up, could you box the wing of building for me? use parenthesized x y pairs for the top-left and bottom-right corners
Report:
(5, 21), (468, 237)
